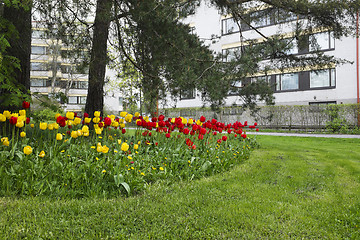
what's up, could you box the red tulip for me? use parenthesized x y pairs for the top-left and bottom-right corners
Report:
(222, 135), (228, 141)
(200, 116), (206, 122)
(22, 101), (30, 109)
(122, 128), (126, 134)
(104, 117), (112, 126)
(165, 133), (171, 138)
(9, 116), (17, 125)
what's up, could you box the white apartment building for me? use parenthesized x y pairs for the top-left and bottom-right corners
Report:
(30, 24), (122, 114)
(164, 1), (359, 109)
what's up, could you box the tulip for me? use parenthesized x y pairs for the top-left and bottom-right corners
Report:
(39, 151), (45, 158)
(56, 133), (63, 141)
(23, 146), (32, 155)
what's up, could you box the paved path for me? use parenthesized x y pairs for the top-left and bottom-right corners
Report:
(247, 132), (360, 139)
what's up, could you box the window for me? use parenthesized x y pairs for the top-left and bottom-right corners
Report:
(276, 72), (298, 91)
(276, 9), (298, 23)
(309, 31), (335, 52)
(309, 101), (336, 105)
(284, 38), (298, 55)
(310, 69), (336, 88)
(250, 10), (272, 28)
(251, 75), (271, 84)
(31, 62), (48, 71)
(228, 81), (243, 96)
(180, 89), (195, 100)
(32, 46), (47, 55)
(79, 96), (87, 104)
(68, 96), (86, 105)
(222, 18), (239, 35)
(68, 96), (78, 104)
(32, 30), (44, 39)
(222, 47), (242, 62)
(30, 78), (48, 87)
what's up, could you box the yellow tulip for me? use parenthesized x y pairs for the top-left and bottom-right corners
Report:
(74, 117), (82, 125)
(3, 111), (11, 119)
(77, 130), (83, 137)
(94, 111), (100, 117)
(19, 110), (26, 116)
(82, 125), (89, 133)
(55, 113), (61, 120)
(30, 124), (34, 128)
(56, 133), (63, 141)
(188, 118), (194, 124)
(84, 117), (92, 124)
(134, 112), (140, 117)
(121, 142), (129, 152)
(120, 111), (127, 118)
(102, 145), (109, 153)
(95, 128), (102, 135)
(134, 144), (139, 150)
(39, 151), (45, 158)
(71, 131), (78, 138)
(54, 123), (59, 130)
(0, 114), (6, 122)
(48, 123), (54, 130)
(93, 117), (100, 123)
(66, 111), (75, 120)
(97, 145), (103, 153)
(1, 137), (9, 146)
(117, 139), (121, 145)
(16, 120), (24, 128)
(39, 122), (47, 130)
(182, 117), (187, 124)
(83, 131), (89, 137)
(23, 146), (32, 155)
(20, 132), (26, 138)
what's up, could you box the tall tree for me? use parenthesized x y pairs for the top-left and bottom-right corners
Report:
(0, 1), (32, 112)
(85, 0), (113, 116)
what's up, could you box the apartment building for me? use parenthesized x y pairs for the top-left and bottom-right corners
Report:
(165, 1), (358, 109)
(30, 25), (122, 114)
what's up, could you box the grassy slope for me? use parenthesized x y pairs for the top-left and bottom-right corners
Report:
(1, 136), (360, 239)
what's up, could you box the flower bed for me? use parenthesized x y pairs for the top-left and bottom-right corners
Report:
(0, 102), (258, 198)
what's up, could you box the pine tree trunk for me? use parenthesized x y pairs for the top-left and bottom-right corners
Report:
(1, 3), (32, 112)
(85, 0), (113, 117)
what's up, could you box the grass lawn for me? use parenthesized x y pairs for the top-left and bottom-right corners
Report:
(1, 135), (360, 239)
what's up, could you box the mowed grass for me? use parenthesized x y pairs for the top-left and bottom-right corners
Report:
(1, 135), (360, 239)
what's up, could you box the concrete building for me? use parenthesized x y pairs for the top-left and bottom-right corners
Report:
(30, 24), (122, 114)
(164, 1), (359, 109)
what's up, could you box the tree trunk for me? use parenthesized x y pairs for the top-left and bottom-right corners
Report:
(85, 0), (113, 117)
(1, 3), (32, 112)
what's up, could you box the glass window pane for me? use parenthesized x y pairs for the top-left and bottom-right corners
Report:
(310, 32), (330, 51)
(285, 38), (297, 54)
(310, 70), (329, 88)
(276, 75), (281, 91)
(32, 46), (46, 55)
(30, 79), (46, 87)
(80, 96), (87, 104)
(32, 30), (44, 39)
(68, 96), (77, 104)
(281, 73), (298, 90)
(31, 62), (47, 71)
(331, 69), (336, 86)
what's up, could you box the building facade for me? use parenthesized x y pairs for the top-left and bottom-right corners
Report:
(164, 1), (358, 109)
(30, 25), (122, 114)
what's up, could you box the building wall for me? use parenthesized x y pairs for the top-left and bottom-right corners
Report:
(164, 1), (358, 110)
